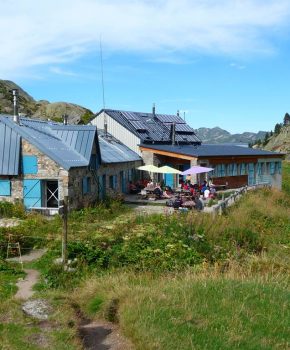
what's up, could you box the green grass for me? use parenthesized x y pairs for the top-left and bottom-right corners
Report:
(0, 163), (289, 349)
(282, 161), (290, 195)
(124, 278), (289, 350)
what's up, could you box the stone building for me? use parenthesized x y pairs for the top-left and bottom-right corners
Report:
(91, 108), (285, 189)
(0, 115), (142, 213)
(97, 129), (142, 199)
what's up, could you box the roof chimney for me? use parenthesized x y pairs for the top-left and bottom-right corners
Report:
(152, 103), (156, 117)
(12, 89), (19, 124)
(62, 114), (68, 125)
(104, 112), (108, 137)
(177, 110), (180, 117)
(171, 122), (176, 145)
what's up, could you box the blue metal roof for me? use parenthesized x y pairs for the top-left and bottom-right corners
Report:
(0, 121), (21, 175)
(0, 115), (98, 172)
(98, 129), (142, 163)
(140, 143), (284, 158)
(96, 109), (201, 144)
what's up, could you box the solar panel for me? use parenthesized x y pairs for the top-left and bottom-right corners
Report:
(175, 123), (194, 132)
(121, 111), (139, 121)
(129, 120), (148, 131)
(156, 114), (185, 123)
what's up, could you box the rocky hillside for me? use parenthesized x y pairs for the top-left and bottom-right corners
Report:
(0, 80), (93, 124)
(194, 126), (266, 144)
(262, 125), (290, 160)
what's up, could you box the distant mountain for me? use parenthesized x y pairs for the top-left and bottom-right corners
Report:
(194, 127), (267, 144)
(0, 80), (93, 124)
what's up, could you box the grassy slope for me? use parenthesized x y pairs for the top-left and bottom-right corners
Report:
(0, 162), (289, 349)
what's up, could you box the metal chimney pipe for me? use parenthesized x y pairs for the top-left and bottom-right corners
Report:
(62, 114), (68, 125)
(104, 112), (108, 137)
(12, 89), (19, 124)
(171, 122), (176, 145)
(152, 103), (156, 117)
(177, 110), (180, 117)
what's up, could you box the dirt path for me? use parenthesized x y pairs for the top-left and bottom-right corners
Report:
(15, 269), (40, 300)
(7, 248), (47, 263)
(79, 320), (134, 350)
(8, 249), (47, 300)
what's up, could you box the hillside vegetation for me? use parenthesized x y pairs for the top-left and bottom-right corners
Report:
(0, 163), (289, 349)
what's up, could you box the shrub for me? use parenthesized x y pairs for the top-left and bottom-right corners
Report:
(0, 201), (26, 218)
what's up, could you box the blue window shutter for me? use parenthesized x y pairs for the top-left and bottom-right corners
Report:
(0, 180), (11, 196)
(23, 156), (38, 174)
(277, 161), (282, 174)
(221, 164), (225, 177)
(233, 164), (237, 176)
(82, 177), (88, 194)
(270, 162), (275, 175)
(257, 163), (262, 175)
(114, 175), (117, 189)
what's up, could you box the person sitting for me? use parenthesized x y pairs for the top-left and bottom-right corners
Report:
(153, 183), (163, 199)
(193, 195), (203, 211)
(162, 186), (173, 199)
(189, 184), (196, 196)
(203, 187), (210, 199)
(200, 180), (207, 194)
(209, 186), (217, 198)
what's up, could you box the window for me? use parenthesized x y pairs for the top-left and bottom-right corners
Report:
(270, 162), (275, 175)
(240, 163), (246, 175)
(0, 180), (11, 196)
(82, 177), (91, 194)
(233, 163), (238, 176)
(22, 155), (38, 174)
(257, 163), (262, 176)
(275, 161), (282, 174)
(109, 175), (118, 190)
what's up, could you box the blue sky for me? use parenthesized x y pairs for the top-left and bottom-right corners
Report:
(1, 0), (290, 133)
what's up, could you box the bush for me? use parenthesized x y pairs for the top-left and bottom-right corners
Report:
(0, 201), (26, 218)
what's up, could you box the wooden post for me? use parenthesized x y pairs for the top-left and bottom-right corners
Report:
(62, 196), (68, 264)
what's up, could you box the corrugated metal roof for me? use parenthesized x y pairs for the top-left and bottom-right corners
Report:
(0, 115), (98, 172)
(98, 129), (142, 163)
(140, 143), (284, 158)
(96, 109), (201, 144)
(0, 121), (21, 175)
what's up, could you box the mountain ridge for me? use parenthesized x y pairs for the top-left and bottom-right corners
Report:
(0, 80), (93, 124)
(0, 79), (270, 144)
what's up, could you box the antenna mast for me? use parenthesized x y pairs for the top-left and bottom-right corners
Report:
(100, 35), (108, 136)
(100, 36), (106, 109)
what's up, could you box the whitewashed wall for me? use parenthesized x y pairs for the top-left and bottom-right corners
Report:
(91, 112), (141, 155)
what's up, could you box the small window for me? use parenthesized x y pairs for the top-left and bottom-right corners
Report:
(82, 177), (91, 194)
(22, 155), (38, 174)
(240, 163), (246, 175)
(270, 162), (275, 175)
(0, 180), (11, 196)
(109, 175), (117, 190)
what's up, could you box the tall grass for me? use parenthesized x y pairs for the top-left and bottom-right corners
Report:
(74, 265), (290, 350)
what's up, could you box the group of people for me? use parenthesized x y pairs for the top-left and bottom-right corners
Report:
(128, 177), (218, 211)
(180, 178), (217, 200)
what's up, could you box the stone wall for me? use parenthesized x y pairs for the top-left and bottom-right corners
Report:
(0, 139), (69, 205)
(97, 160), (142, 195)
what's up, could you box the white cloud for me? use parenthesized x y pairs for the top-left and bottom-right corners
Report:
(230, 62), (246, 70)
(0, 0), (290, 76)
(50, 66), (79, 77)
